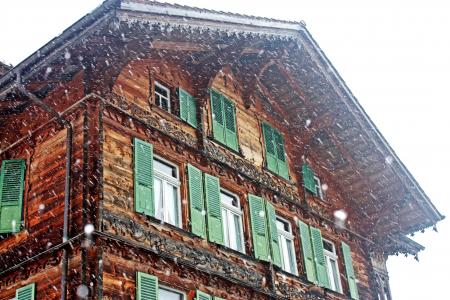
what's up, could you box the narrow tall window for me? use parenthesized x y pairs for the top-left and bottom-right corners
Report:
(220, 190), (245, 253)
(313, 175), (324, 200)
(323, 239), (343, 293)
(155, 81), (171, 112)
(153, 157), (181, 227)
(210, 89), (238, 151)
(276, 217), (298, 275)
(262, 123), (289, 179)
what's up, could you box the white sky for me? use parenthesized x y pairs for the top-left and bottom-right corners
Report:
(1, 1), (449, 299)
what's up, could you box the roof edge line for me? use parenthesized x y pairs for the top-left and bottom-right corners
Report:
(120, 1), (304, 31)
(296, 28), (444, 224)
(0, 0), (120, 90)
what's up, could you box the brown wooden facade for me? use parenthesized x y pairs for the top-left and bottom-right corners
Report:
(0, 1), (443, 299)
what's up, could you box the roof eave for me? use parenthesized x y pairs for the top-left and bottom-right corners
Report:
(0, 0), (120, 91)
(120, 1), (304, 31)
(294, 26), (444, 230)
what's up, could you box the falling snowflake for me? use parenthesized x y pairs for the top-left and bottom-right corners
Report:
(385, 156), (394, 165)
(84, 224), (94, 235)
(76, 284), (89, 299)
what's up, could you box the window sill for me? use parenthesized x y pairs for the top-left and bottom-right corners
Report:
(149, 103), (197, 130)
(263, 167), (292, 185)
(215, 243), (261, 263)
(324, 288), (344, 297)
(274, 266), (304, 282)
(307, 192), (332, 208)
(206, 136), (244, 158)
(142, 214), (200, 240)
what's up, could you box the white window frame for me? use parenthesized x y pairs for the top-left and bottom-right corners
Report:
(153, 155), (181, 227)
(220, 189), (245, 254)
(313, 175), (324, 200)
(276, 216), (298, 275)
(323, 239), (343, 293)
(155, 81), (171, 112)
(159, 285), (186, 300)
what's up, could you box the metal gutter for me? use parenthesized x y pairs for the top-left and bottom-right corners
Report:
(15, 76), (75, 300)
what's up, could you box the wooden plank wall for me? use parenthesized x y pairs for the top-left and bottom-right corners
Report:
(0, 108), (86, 299)
(101, 58), (378, 299)
(0, 71), (84, 149)
(0, 249), (83, 300)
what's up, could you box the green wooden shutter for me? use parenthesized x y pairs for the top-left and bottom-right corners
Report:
(133, 138), (154, 216)
(223, 97), (238, 151)
(137, 272), (158, 300)
(179, 88), (197, 128)
(265, 201), (281, 267)
(204, 174), (223, 244)
(248, 194), (270, 261)
(342, 242), (359, 300)
(196, 290), (212, 300)
(210, 90), (225, 144)
(188, 164), (206, 238)
(16, 283), (35, 300)
(302, 163), (317, 196)
(298, 220), (317, 283)
(273, 129), (289, 180)
(187, 92), (198, 128)
(179, 87), (188, 122)
(310, 227), (329, 288)
(0, 159), (25, 233)
(262, 123), (278, 174)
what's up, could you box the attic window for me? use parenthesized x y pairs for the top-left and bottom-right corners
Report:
(155, 81), (171, 112)
(313, 175), (324, 200)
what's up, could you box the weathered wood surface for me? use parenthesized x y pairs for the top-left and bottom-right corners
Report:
(0, 16), (416, 300)
(0, 110), (85, 269)
(101, 105), (374, 299)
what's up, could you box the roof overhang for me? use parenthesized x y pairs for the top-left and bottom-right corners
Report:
(0, 0), (443, 242)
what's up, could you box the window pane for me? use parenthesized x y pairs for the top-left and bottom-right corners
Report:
(280, 237), (289, 271)
(154, 178), (163, 220)
(155, 83), (169, 98)
(330, 259), (340, 292)
(323, 240), (334, 253)
(161, 97), (169, 111)
(159, 287), (183, 300)
(276, 219), (289, 232)
(286, 239), (297, 274)
(228, 211), (238, 250)
(233, 213), (244, 252)
(221, 192), (244, 253)
(221, 192), (237, 207)
(154, 159), (176, 177)
(164, 183), (179, 226)
(221, 208), (230, 247)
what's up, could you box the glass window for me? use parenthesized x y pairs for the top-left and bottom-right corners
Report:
(159, 286), (184, 300)
(155, 81), (171, 112)
(323, 239), (343, 293)
(153, 157), (181, 227)
(220, 190), (245, 253)
(276, 217), (298, 275)
(313, 175), (324, 200)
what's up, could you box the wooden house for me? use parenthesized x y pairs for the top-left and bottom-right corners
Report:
(0, 1), (443, 299)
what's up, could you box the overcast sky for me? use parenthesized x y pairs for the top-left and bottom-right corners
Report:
(1, 1), (449, 299)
